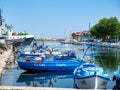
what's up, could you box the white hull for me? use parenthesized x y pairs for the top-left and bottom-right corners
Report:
(74, 76), (109, 89)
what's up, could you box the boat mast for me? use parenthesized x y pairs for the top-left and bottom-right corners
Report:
(82, 23), (91, 59)
(0, 9), (2, 26)
(88, 22), (90, 46)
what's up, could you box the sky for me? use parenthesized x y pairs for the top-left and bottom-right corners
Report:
(0, 0), (120, 39)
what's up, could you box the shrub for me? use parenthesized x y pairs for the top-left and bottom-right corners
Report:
(0, 42), (5, 48)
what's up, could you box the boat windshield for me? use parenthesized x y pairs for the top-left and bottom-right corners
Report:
(34, 57), (42, 60)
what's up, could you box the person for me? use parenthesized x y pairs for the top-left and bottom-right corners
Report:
(45, 50), (51, 59)
(48, 79), (53, 87)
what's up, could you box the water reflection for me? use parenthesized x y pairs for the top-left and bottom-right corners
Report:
(96, 47), (120, 71)
(17, 71), (73, 87)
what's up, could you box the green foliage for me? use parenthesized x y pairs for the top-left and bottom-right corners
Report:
(90, 17), (120, 41)
(71, 32), (77, 39)
(0, 42), (5, 48)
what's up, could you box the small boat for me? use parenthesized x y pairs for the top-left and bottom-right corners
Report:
(113, 66), (120, 88)
(19, 50), (44, 57)
(18, 44), (47, 57)
(73, 39), (110, 89)
(17, 56), (84, 71)
(19, 50), (77, 60)
(17, 71), (73, 87)
(73, 62), (110, 89)
(18, 43), (77, 60)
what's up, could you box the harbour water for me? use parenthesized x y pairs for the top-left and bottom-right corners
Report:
(0, 41), (120, 89)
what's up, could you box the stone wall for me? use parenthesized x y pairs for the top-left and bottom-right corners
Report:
(0, 46), (14, 77)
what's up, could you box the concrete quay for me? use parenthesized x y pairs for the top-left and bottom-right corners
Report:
(0, 86), (78, 90)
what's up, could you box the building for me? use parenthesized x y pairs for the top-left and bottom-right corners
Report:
(75, 30), (88, 41)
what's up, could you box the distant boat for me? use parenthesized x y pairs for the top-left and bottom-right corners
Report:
(0, 10), (34, 46)
(17, 56), (84, 71)
(73, 39), (110, 89)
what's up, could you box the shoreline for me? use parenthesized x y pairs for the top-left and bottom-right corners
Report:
(0, 86), (78, 90)
(0, 46), (14, 77)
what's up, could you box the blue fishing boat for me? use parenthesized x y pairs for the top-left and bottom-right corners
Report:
(17, 56), (84, 71)
(73, 39), (110, 89)
(18, 43), (77, 60)
(19, 50), (77, 60)
(18, 44), (47, 57)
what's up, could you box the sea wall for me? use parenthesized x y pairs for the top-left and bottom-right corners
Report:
(0, 86), (78, 90)
(0, 46), (14, 77)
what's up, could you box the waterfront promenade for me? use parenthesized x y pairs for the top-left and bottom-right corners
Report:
(0, 86), (78, 90)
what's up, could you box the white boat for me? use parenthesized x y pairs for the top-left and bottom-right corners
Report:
(73, 63), (110, 89)
(0, 10), (34, 45)
(73, 39), (110, 89)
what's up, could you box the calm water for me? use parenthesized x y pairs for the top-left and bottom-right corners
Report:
(1, 42), (120, 89)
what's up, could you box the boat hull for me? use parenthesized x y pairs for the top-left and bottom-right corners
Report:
(7, 37), (34, 46)
(74, 75), (109, 89)
(17, 60), (84, 71)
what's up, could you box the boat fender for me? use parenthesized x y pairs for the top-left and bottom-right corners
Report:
(67, 50), (70, 55)
(26, 60), (31, 62)
(37, 58), (43, 62)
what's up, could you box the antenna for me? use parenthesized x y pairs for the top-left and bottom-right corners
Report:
(88, 22), (91, 46)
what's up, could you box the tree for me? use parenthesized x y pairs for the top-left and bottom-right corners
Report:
(71, 32), (77, 39)
(90, 17), (120, 41)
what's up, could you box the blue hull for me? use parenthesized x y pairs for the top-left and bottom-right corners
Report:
(17, 60), (84, 71)
(73, 63), (110, 80)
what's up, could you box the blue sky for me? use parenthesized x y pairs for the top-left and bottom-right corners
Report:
(0, 0), (120, 38)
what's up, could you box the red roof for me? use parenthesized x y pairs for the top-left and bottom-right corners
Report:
(75, 31), (88, 36)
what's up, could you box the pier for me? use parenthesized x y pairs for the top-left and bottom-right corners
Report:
(0, 86), (78, 90)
